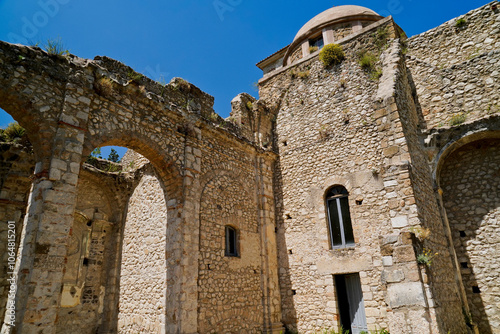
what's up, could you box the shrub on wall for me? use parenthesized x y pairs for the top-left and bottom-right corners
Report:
(319, 44), (345, 67)
(455, 17), (467, 28)
(358, 51), (378, 71)
(0, 122), (26, 142)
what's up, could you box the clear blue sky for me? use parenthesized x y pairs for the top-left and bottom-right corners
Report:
(0, 0), (490, 158)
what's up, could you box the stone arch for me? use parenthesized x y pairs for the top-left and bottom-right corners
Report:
(84, 130), (184, 202)
(0, 98), (49, 165)
(80, 132), (183, 334)
(434, 129), (500, 188)
(0, 42), (71, 166)
(0, 41), (210, 333)
(436, 131), (500, 334)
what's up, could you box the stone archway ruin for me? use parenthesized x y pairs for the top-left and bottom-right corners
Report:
(0, 40), (282, 333)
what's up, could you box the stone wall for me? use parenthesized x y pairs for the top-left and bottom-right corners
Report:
(0, 38), (283, 333)
(55, 167), (130, 334)
(0, 143), (33, 324)
(260, 20), (425, 332)
(330, 22), (355, 42)
(380, 41), (467, 333)
(0, 2), (498, 332)
(406, 50), (500, 129)
(198, 171), (263, 332)
(440, 139), (500, 334)
(259, 14), (470, 331)
(407, 2), (499, 68)
(407, 1), (500, 129)
(118, 165), (167, 333)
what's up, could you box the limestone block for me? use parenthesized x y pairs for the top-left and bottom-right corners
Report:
(387, 282), (426, 308)
(393, 245), (416, 263)
(391, 216), (408, 228)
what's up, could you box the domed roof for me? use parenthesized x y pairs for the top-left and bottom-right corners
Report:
(293, 5), (381, 43)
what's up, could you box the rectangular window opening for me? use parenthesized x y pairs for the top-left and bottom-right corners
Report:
(309, 34), (324, 50)
(225, 226), (239, 257)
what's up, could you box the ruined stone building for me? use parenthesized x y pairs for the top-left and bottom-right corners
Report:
(0, 2), (499, 333)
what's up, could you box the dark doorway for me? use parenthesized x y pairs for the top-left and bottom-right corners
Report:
(335, 273), (367, 334)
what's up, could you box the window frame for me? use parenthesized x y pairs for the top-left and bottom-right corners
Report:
(309, 33), (325, 50)
(326, 186), (355, 249)
(224, 225), (239, 257)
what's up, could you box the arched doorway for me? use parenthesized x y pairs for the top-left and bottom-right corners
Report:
(438, 136), (500, 334)
(118, 150), (168, 333)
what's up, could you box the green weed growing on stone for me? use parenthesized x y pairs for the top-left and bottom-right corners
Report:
(370, 68), (383, 81)
(44, 37), (69, 56)
(208, 112), (219, 122)
(487, 103), (499, 114)
(156, 78), (168, 97)
(319, 44), (345, 67)
(358, 50), (382, 81)
(417, 248), (438, 267)
(316, 327), (351, 334)
(246, 101), (253, 110)
(86, 148), (101, 166)
(374, 26), (389, 50)
(358, 51), (377, 71)
(455, 17), (467, 28)
(364, 330), (390, 334)
(297, 70), (310, 79)
(449, 113), (467, 126)
(128, 161), (135, 170)
(127, 71), (143, 83)
(309, 46), (319, 53)
(106, 163), (121, 173)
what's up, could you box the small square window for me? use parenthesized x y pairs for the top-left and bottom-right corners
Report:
(309, 35), (324, 50)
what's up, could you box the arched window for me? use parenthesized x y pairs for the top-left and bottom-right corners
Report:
(225, 225), (239, 257)
(326, 186), (354, 248)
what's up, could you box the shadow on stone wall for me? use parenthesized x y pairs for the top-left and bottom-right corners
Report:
(0, 142), (34, 324)
(273, 152), (298, 331)
(439, 138), (500, 334)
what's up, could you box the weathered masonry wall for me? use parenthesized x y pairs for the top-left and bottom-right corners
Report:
(407, 2), (500, 129)
(258, 18), (455, 332)
(195, 117), (281, 332)
(440, 139), (500, 334)
(408, 2), (499, 68)
(261, 25), (392, 331)
(0, 2), (498, 332)
(55, 167), (131, 334)
(0, 39), (282, 333)
(378, 41), (466, 333)
(0, 143), (33, 324)
(118, 165), (167, 333)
